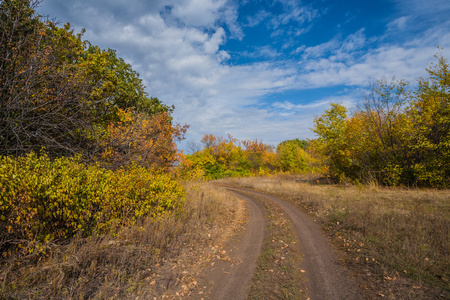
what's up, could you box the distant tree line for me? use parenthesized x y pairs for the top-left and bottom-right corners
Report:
(178, 134), (316, 180)
(179, 54), (449, 188)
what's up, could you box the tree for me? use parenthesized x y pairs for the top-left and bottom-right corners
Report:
(0, 0), (183, 170)
(311, 53), (449, 187)
(99, 109), (188, 170)
(312, 103), (353, 179)
(242, 139), (276, 172)
(407, 53), (450, 187)
(276, 139), (311, 173)
(356, 78), (410, 184)
(0, 1), (96, 156)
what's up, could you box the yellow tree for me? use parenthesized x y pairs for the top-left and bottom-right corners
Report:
(276, 139), (311, 173)
(242, 139), (276, 173)
(407, 53), (450, 187)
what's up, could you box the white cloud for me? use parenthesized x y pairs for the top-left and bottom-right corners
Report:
(246, 10), (271, 27)
(37, 0), (450, 147)
(171, 0), (226, 27)
(203, 28), (226, 54)
(387, 16), (409, 32)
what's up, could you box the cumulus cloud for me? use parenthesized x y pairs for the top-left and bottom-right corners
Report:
(37, 0), (450, 146)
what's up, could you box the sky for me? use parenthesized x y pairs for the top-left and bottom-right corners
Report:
(37, 0), (450, 151)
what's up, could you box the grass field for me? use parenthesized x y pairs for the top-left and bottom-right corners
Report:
(220, 175), (450, 299)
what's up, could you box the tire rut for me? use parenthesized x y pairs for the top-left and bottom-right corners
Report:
(198, 190), (266, 299)
(227, 187), (363, 300)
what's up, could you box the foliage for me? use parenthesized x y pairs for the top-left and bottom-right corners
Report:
(0, 151), (185, 254)
(0, 1), (94, 156)
(311, 53), (449, 187)
(312, 103), (353, 180)
(99, 109), (188, 170)
(179, 134), (250, 180)
(178, 134), (314, 180)
(406, 54), (450, 187)
(242, 139), (277, 173)
(0, 0), (184, 169)
(276, 139), (312, 173)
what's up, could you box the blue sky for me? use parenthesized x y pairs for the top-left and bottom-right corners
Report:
(37, 0), (450, 151)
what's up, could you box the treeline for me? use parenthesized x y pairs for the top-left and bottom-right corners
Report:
(312, 54), (449, 188)
(178, 134), (318, 180)
(179, 54), (449, 188)
(0, 0), (187, 254)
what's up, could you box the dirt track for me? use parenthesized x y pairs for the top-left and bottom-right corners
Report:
(204, 186), (364, 300)
(196, 189), (266, 299)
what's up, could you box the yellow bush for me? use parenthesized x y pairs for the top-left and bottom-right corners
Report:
(0, 152), (185, 253)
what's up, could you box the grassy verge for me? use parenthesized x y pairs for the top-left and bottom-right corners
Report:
(220, 175), (450, 299)
(0, 183), (240, 299)
(246, 190), (308, 300)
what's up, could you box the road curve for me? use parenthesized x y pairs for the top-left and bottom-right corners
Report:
(201, 190), (266, 300)
(227, 187), (363, 300)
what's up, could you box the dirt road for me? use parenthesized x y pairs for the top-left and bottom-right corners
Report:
(204, 186), (363, 300)
(196, 190), (267, 299)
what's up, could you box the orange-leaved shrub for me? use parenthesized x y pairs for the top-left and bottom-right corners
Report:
(0, 151), (185, 254)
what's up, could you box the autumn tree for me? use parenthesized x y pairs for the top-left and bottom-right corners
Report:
(0, 0), (94, 156)
(179, 134), (278, 179)
(0, 0), (183, 169)
(100, 109), (188, 170)
(312, 103), (354, 180)
(242, 139), (276, 172)
(312, 52), (449, 187)
(406, 53), (450, 187)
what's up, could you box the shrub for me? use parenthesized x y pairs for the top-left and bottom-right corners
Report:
(0, 152), (185, 254)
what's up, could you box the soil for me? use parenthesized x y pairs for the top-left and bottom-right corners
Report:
(240, 188), (364, 300)
(199, 186), (364, 300)
(194, 189), (267, 299)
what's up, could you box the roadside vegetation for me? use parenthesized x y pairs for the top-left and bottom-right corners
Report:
(0, 182), (242, 299)
(221, 175), (450, 299)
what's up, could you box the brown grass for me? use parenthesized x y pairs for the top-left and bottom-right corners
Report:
(0, 183), (241, 299)
(220, 175), (450, 299)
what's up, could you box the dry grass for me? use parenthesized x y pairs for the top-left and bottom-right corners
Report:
(220, 175), (450, 299)
(0, 183), (241, 299)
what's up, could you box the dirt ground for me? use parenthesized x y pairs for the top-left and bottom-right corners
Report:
(194, 186), (363, 299)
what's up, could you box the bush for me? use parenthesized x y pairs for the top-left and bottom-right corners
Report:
(0, 152), (185, 254)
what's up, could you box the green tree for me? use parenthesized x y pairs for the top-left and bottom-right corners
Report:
(0, 0), (183, 169)
(312, 103), (353, 179)
(276, 139), (311, 173)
